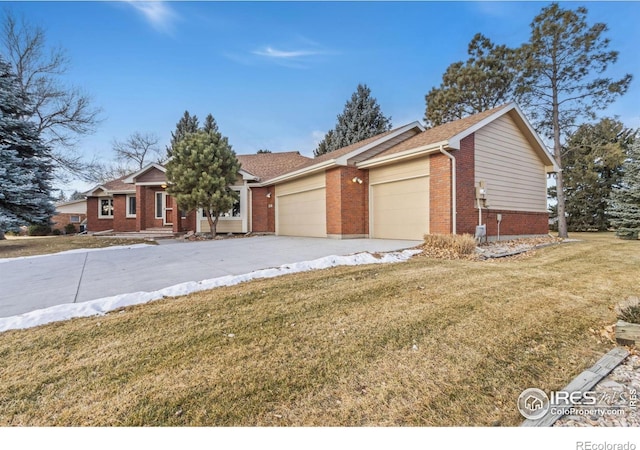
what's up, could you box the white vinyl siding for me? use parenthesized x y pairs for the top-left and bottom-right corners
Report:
(475, 114), (548, 212)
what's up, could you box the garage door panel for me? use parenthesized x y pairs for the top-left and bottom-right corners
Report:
(277, 188), (326, 237)
(372, 177), (429, 240)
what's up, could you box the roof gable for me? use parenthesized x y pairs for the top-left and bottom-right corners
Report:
(361, 103), (558, 172)
(263, 122), (425, 184)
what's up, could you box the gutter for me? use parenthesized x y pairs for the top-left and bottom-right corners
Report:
(439, 145), (457, 235)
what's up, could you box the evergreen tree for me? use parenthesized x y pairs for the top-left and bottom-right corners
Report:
(256, 149), (272, 154)
(314, 84), (391, 157)
(165, 128), (240, 237)
(202, 114), (219, 135)
(518, 3), (632, 238)
(0, 57), (54, 240)
(559, 119), (635, 231)
(425, 33), (520, 127)
(166, 111), (199, 158)
(608, 139), (640, 239)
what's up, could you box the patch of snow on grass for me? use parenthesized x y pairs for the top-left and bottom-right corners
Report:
(0, 244), (153, 264)
(0, 249), (421, 333)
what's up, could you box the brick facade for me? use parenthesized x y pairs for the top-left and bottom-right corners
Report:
(455, 134), (478, 235)
(325, 166), (368, 238)
(86, 197), (113, 232)
(250, 186), (276, 233)
(482, 209), (549, 237)
(429, 153), (452, 234)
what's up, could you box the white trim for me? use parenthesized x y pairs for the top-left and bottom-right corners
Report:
(134, 182), (165, 187)
(125, 194), (136, 218)
(98, 197), (114, 219)
(262, 160), (336, 186)
(155, 192), (163, 220)
(263, 122), (425, 186)
(356, 141), (447, 169)
(334, 121), (425, 166)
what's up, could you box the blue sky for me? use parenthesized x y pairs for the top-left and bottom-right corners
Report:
(5, 1), (640, 194)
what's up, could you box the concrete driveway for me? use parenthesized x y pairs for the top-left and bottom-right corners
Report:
(0, 236), (420, 318)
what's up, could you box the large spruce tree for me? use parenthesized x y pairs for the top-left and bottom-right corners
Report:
(608, 139), (640, 239)
(165, 126), (240, 237)
(0, 57), (54, 240)
(314, 84), (391, 157)
(558, 119), (635, 231)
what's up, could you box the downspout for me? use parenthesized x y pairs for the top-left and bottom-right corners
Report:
(439, 145), (457, 235)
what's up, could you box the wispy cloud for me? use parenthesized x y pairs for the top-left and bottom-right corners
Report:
(127, 1), (179, 34)
(252, 46), (323, 59)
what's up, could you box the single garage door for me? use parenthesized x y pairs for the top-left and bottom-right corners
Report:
(371, 177), (429, 240)
(277, 188), (326, 237)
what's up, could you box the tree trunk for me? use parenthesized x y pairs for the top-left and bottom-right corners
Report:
(205, 210), (218, 238)
(0, 229), (5, 240)
(552, 77), (568, 239)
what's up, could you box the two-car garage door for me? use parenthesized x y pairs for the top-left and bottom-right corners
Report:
(275, 158), (430, 240)
(369, 156), (430, 240)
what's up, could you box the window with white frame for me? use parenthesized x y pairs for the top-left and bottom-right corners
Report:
(126, 195), (136, 218)
(70, 215), (81, 223)
(99, 198), (114, 218)
(202, 190), (241, 219)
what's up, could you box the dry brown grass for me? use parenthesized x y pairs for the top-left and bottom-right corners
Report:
(0, 233), (638, 426)
(421, 233), (477, 259)
(0, 235), (156, 259)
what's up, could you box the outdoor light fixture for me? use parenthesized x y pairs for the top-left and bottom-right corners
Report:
(352, 177), (363, 184)
(161, 183), (167, 189)
(266, 192), (272, 198)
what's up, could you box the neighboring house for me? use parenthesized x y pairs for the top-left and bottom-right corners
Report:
(52, 199), (87, 232)
(85, 103), (558, 240)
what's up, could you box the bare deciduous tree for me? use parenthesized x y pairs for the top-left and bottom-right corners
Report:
(112, 132), (162, 170)
(1, 9), (102, 181)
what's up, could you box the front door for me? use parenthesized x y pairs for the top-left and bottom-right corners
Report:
(156, 192), (173, 226)
(163, 194), (173, 226)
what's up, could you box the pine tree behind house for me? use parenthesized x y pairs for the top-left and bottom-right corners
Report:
(165, 127), (240, 238)
(166, 111), (200, 159)
(0, 57), (54, 240)
(314, 84), (392, 157)
(608, 139), (640, 239)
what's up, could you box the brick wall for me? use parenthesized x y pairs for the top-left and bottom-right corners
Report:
(456, 134), (478, 235)
(326, 167), (368, 237)
(113, 194), (137, 232)
(481, 209), (549, 237)
(251, 186), (276, 233)
(86, 197), (113, 232)
(429, 153), (452, 234)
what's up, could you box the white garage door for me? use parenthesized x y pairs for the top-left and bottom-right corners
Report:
(277, 188), (326, 237)
(371, 177), (429, 240)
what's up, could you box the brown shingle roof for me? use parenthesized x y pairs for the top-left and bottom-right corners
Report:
(371, 104), (509, 160)
(101, 175), (134, 192)
(237, 151), (312, 180)
(267, 127), (403, 179)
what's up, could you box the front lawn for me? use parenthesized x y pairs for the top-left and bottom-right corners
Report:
(0, 233), (637, 426)
(0, 235), (156, 259)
